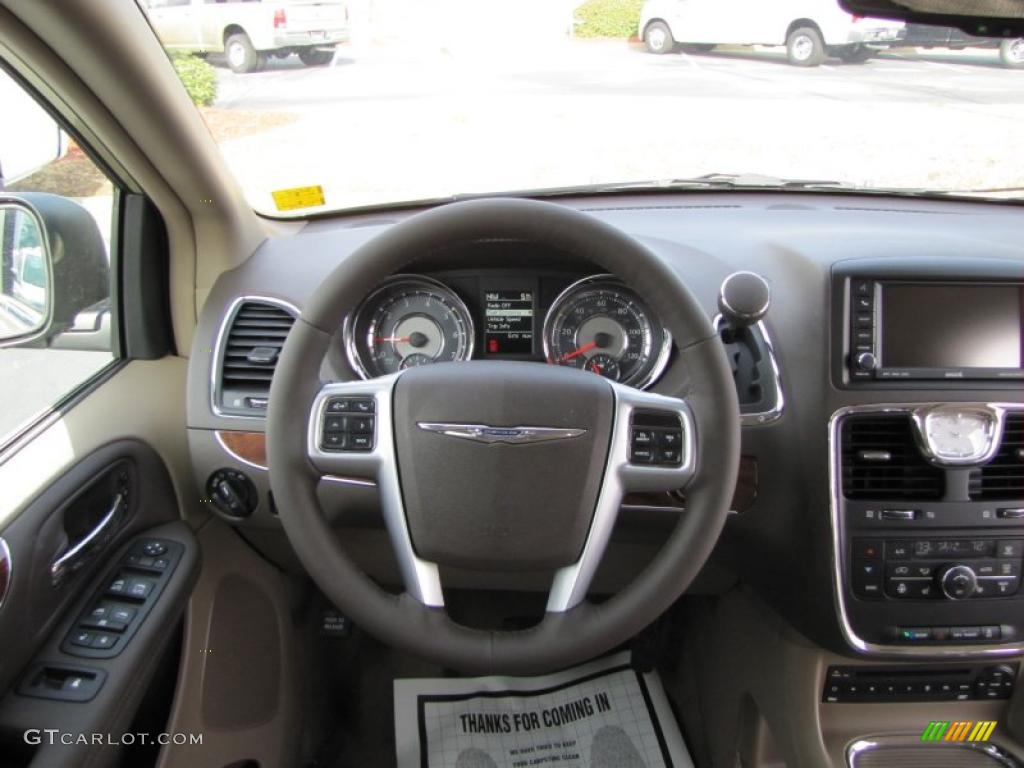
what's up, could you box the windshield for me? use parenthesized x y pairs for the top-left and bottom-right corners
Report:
(143, 0), (1024, 215)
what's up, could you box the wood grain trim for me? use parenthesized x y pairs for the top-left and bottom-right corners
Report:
(216, 431), (267, 469)
(623, 456), (757, 512)
(213, 432), (759, 514)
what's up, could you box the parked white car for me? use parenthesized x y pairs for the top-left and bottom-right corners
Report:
(639, 0), (905, 66)
(144, 0), (350, 73)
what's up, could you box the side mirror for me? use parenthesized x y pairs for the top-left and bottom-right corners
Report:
(0, 193), (109, 349)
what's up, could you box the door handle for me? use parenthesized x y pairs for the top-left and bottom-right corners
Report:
(51, 493), (126, 587)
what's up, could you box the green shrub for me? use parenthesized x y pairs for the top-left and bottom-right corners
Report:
(170, 52), (218, 107)
(574, 0), (644, 39)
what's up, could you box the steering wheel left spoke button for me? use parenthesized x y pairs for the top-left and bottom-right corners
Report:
(320, 397), (376, 452)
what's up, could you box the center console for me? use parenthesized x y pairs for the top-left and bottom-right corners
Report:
(830, 261), (1024, 657)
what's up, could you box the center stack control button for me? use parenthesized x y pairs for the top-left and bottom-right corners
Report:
(940, 565), (978, 600)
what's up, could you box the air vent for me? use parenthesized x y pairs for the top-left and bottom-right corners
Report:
(970, 413), (1024, 501)
(841, 414), (944, 500)
(217, 300), (296, 414)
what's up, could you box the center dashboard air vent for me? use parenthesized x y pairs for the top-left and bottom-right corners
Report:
(970, 413), (1024, 501)
(216, 299), (296, 415)
(841, 413), (944, 500)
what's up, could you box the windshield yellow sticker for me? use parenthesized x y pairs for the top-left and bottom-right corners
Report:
(272, 185), (325, 212)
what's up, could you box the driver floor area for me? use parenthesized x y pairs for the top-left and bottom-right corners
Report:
(294, 591), (701, 768)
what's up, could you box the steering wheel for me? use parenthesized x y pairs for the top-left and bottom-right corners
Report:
(267, 198), (739, 675)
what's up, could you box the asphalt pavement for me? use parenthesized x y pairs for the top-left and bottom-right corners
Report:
(204, 40), (1024, 214)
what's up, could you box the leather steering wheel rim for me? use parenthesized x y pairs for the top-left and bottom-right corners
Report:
(267, 197), (740, 675)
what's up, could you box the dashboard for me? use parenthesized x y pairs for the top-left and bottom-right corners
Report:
(185, 191), (1024, 666)
(342, 272), (671, 389)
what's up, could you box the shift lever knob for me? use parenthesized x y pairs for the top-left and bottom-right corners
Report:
(718, 271), (770, 329)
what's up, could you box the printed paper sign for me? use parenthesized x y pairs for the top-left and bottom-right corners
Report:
(394, 652), (694, 768)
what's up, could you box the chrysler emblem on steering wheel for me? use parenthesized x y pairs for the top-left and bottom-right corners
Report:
(417, 423), (587, 445)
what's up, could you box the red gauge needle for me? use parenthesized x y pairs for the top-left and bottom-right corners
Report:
(374, 336), (412, 343)
(560, 341), (597, 362)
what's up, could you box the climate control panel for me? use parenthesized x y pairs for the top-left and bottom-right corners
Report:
(853, 538), (1023, 602)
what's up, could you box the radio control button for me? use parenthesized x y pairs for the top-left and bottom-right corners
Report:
(855, 352), (878, 372)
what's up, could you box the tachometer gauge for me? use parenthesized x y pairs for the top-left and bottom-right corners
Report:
(344, 275), (474, 378)
(543, 275), (671, 389)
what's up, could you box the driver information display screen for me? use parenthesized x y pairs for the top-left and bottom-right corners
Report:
(881, 283), (1023, 369)
(484, 290), (534, 354)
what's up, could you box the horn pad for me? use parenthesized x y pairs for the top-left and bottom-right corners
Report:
(392, 361), (615, 572)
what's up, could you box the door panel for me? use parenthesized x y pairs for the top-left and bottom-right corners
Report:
(0, 358), (202, 767)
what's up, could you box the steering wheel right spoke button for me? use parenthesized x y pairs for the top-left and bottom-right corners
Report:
(630, 410), (684, 466)
(321, 396), (375, 452)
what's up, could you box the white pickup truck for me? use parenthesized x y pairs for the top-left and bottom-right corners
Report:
(639, 0), (904, 66)
(145, 0), (350, 73)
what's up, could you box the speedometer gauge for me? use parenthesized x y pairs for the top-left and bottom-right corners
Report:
(344, 275), (474, 378)
(543, 276), (671, 389)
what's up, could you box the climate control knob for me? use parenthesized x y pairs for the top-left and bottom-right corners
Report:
(939, 564), (978, 600)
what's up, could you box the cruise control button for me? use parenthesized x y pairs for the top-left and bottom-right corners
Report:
(630, 446), (655, 464)
(657, 448), (681, 465)
(658, 430), (683, 448)
(631, 429), (655, 445)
